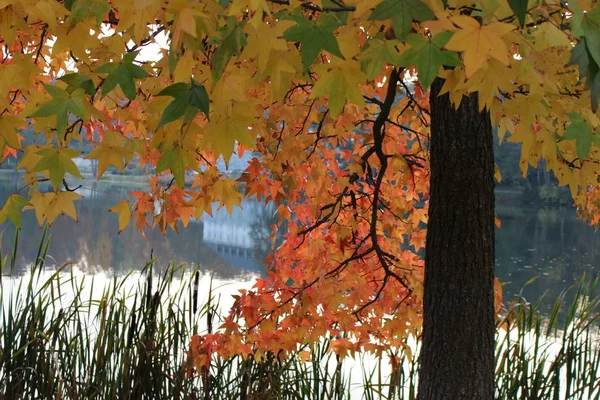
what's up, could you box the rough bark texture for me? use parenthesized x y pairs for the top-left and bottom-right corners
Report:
(417, 77), (495, 400)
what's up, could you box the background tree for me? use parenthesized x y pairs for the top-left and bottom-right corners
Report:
(0, 1), (599, 398)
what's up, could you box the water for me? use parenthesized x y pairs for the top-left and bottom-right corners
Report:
(0, 176), (276, 280)
(1, 176), (599, 307)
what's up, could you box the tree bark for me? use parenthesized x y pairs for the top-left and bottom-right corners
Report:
(417, 77), (495, 400)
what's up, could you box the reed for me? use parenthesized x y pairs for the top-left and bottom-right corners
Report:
(1, 232), (598, 399)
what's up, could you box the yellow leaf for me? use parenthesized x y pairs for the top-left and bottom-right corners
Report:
(109, 200), (131, 233)
(173, 53), (197, 82)
(85, 130), (132, 179)
(24, 191), (82, 226)
(243, 22), (291, 74)
(310, 60), (366, 117)
(444, 17), (515, 78)
(203, 104), (257, 159)
(212, 179), (242, 214)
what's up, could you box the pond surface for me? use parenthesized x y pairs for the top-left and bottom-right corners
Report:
(1, 176), (599, 307)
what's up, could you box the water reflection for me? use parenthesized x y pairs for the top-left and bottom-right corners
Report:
(1, 176), (599, 307)
(496, 203), (600, 307)
(0, 177), (278, 280)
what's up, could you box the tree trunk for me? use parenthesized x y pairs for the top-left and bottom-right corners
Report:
(417, 77), (495, 400)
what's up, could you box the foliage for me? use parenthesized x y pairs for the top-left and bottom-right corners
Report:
(0, 0), (599, 362)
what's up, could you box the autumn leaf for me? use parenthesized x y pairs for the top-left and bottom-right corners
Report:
(202, 110), (256, 160)
(85, 130), (133, 179)
(212, 178), (242, 214)
(109, 200), (131, 233)
(24, 191), (83, 226)
(0, 115), (25, 158)
(0, 194), (28, 229)
(444, 17), (515, 78)
(310, 62), (367, 117)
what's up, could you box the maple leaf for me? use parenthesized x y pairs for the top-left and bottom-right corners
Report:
(0, 115), (25, 158)
(508, 0), (528, 27)
(95, 51), (151, 100)
(156, 141), (193, 188)
(310, 62), (367, 117)
(444, 17), (515, 78)
(282, 15), (344, 71)
(211, 17), (247, 81)
(155, 80), (210, 129)
(397, 32), (460, 89)
(243, 22), (291, 74)
(212, 178), (242, 214)
(368, 0), (435, 40)
(109, 200), (131, 233)
(31, 84), (88, 136)
(59, 73), (96, 96)
(203, 110), (256, 160)
(563, 113), (600, 161)
(0, 194), (28, 229)
(568, 39), (600, 112)
(24, 191), (83, 226)
(65, 0), (110, 26)
(358, 37), (402, 80)
(571, 1), (600, 68)
(33, 147), (83, 189)
(85, 130), (132, 179)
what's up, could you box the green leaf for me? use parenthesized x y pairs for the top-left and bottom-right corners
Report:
(95, 51), (151, 100)
(59, 73), (96, 95)
(156, 82), (190, 97)
(0, 194), (28, 229)
(310, 65), (366, 117)
(159, 96), (191, 128)
(568, 40), (600, 112)
(564, 113), (594, 161)
(211, 17), (247, 82)
(358, 36), (402, 80)
(283, 16), (344, 71)
(33, 148), (83, 189)
(368, 0), (435, 40)
(156, 80), (210, 128)
(508, 0), (528, 28)
(318, 4), (348, 28)
(66, 0), (110, 26)
(156, 143), (188, 187)
(397, 32), (460, 89)
(578, 5), (600, 68)
(31, 85), (89, 136)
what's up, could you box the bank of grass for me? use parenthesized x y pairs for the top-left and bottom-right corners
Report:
(1, 231), (599, 399)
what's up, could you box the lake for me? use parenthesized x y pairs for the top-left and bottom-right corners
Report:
(1, 175), (599, 308)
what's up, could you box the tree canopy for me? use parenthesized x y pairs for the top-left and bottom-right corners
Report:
(0, 0), (599, 365)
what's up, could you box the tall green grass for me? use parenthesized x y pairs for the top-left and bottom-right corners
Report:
(0, 232), (598, 399)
